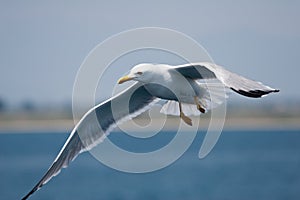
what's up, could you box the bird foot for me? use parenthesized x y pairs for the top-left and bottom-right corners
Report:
(197, 104), (206, 113)
(180, 113), (193, 126)
(194, 96), (206, 113)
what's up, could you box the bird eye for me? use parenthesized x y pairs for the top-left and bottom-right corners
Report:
(136, 72), (143, 75)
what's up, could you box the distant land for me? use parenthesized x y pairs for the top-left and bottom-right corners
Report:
(0, 100), (299, 133)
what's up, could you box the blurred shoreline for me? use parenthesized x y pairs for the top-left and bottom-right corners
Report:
(1, 100), (299, 133)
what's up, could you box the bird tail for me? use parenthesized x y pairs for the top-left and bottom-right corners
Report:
(160, 81), (227, 116)
(160, 101), (198, 116)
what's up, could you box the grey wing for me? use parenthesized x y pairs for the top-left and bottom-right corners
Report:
(21, 132), (83, 200)
(174, 62), (279, 98)
(174, 63), (217, 79)
(22, 82), (157, 200)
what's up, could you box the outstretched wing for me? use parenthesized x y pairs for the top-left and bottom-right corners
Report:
(174, 62), (279, 98)
(22, 82), (157, 200)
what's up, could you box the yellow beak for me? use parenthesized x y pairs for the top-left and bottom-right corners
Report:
(118, 75), (133, 84)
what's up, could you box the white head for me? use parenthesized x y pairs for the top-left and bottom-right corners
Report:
(118, 63), (155, 84)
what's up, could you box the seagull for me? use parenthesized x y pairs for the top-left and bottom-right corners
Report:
(22, 62), (279, 199)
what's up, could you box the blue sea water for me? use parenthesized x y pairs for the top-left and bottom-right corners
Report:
(1, 130), (300, 200)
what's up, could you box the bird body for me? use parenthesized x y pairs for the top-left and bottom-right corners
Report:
(125, 63), (216, 106)
(141, 65), (198, 103)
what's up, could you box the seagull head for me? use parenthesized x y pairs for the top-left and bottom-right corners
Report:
(118, 63), (154, 84)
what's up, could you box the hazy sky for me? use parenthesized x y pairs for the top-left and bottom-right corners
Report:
(1, 1), (299, 106)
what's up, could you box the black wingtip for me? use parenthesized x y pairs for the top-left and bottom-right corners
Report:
(21, 179), (44, 200)
(21, 189), (34, 200)
(231, 88), (280, 98)
(21, 185), (40, 200)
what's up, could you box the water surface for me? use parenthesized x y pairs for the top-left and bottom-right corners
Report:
(1, 130), (300, 200)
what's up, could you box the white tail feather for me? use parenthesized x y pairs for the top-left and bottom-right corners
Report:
(160, 81), (228, 116)
(160, 101), (199, 116)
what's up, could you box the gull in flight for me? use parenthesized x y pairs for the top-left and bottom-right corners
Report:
(22, 62), (279, 199)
